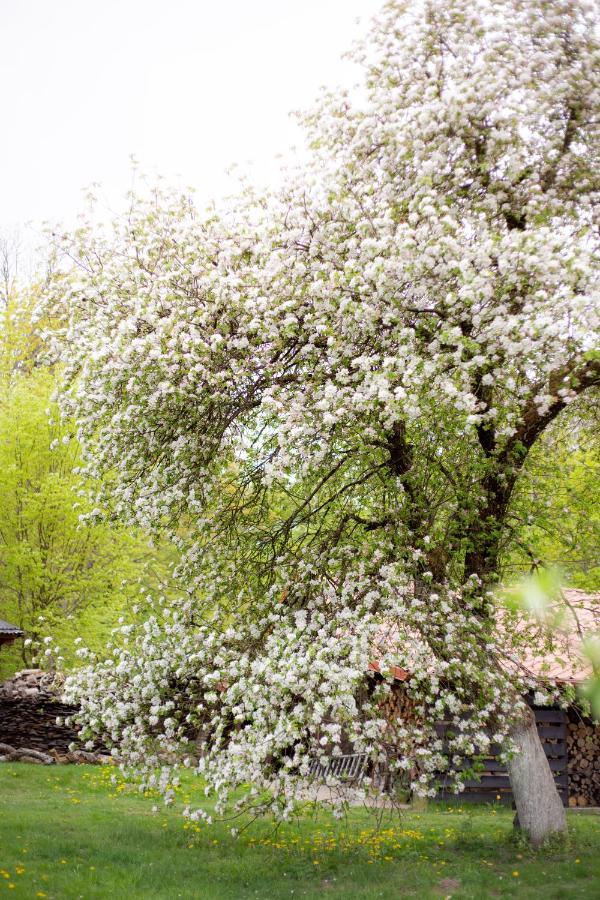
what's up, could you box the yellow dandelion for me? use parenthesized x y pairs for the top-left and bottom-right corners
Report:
(512, 871), (520, 877)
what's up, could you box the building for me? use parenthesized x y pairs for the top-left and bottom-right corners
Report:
(0, 619), (23, 651)
(370, 590), (600, 806)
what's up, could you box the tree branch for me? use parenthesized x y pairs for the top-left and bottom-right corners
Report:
(508, 357), (600, 454)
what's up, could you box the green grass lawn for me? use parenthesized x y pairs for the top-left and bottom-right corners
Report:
(0, 764), (598, 899)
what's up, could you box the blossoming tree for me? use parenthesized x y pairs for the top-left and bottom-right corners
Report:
(48, 0), (599, 846)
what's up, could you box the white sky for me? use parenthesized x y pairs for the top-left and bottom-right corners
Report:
(2, 0), (382, 238)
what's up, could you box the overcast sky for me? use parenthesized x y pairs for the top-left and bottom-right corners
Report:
(2, 0), (382, 238)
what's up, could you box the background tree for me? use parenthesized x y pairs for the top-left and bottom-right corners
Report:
(49, 0), (599, 846)
(0, 264), (178, 679)
(0, 367), (162, 679)
(505, 408), (600, 589)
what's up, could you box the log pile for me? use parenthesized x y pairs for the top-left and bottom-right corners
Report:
(381, 684), (419, 726)
(0, 741), (109, 765)
(380, 684), (423, 753)
(0, 669), (81, 755)
(567, 718), (600, 807)
(0, 742), (55, 764)
(0, 668), (61, 701)
(0, 701), (81, 755)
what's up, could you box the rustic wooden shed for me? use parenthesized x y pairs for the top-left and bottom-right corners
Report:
(371, 590), (600, 806)
(0, 619), (23, 650)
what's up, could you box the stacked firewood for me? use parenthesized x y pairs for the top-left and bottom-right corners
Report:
(380, 685), (419, 729)
(567, 719), (600, 807)
(0, 668), (60, 701)
(0, 669), (81, 755)
(379, 685), (423, 762)
(0, 698), (80, 754)
(0, 742), (110, 765)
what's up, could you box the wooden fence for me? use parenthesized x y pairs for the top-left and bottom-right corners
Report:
(307, 705), (571, 805)
(436, 706), (568, 805)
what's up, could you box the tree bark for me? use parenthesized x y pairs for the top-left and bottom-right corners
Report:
(464, 485), (568, 846)
(390, 412), (574, 847)
(506, 706), (567, 847)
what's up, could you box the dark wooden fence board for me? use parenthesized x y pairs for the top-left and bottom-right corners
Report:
(536, 724), (567, 739)
(543, 740), (567, 757)
(534, 709), (567, 723)
(469, 756), (566, 773)
(434, 703), (570, 805)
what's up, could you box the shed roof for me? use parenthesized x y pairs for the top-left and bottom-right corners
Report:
(511, 589), (599, 685)
(0, 619), (24, 636)
(370, 589), (600, 686)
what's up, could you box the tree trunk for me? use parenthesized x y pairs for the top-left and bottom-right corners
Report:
(506, 706), (567, 847)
